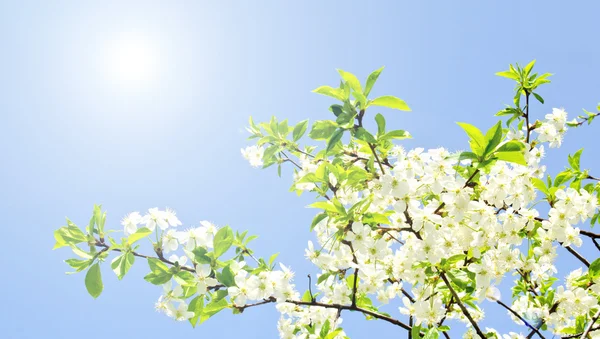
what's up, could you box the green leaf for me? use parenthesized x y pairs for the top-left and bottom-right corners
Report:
(354, 127), (377, 144)
(369, 96), (411, 111)
(312, 86), (345, 101)
(532, 92), (544, 104)
(127, 227), (152, 245)
(320, 320), (331, 337)
(457, 122), (486, 156)
(144, 271), (173, 285)
(310, 213), (328, 231)
(382, 129), (411, 140)
(495, 70), (519, 80)
(308, 201), (339, 214)
(268, 253), (279, 267)
(532, 178), (549, 195)
(524, 59), (536, 76)
(188, 295), (204, 327)
(458, 151), (479, 162)
(324, 329), (343, 339)
(309, 120), (338, 140)
(554, 171), (574, 187)
(174, 271), (196, 286)
(213, 226), (234, 258)
(85, 263), (103, 298)
(589, 258), (600, 279)
(496, 140), (525, 153)
(412, 325), (423, 339)
(337, 69), (363, 94)
(326, 128), (344, 153)
(148, 258), (170, 273)
(423, 327), (440, 339)
(374, 113), (386, 136)
(364, 66), (384, 97)
(69, 245), (93, 259)
(483, 121), (503, 157)
(494, 141), (526, 166)
(293, 120), (309, 141)
(53, 224), (88, 249)
(302, 290), (313, 302)
(200, 298), (228, 324)
(218, 265), (236, 287)
(569, 148), (583, 171)
(352, 90), (367, 108)
(362, 212), (389, 225)
(329, 104), (344, 117)
(65, 258), (92, 272)
(191, 247), (212, 265)
(495, 151), (526, 166)
(110, 252), (134, 280)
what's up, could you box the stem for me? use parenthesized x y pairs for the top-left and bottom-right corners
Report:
(582, 309), (600, 339)
(93, 240), (226, 290)
(280, 151), (302, 170)
(369, 143), (386, 175)
(440, 272), (486, 339)
(527, 303), (558, 339)
(434, 168), (479, 216)
(564, 245), (590, 267)
(525, 91), (531, 144)
(341, 240), (359, 307)
(237, 297), (412, 331)
(496, 300), (545, 339)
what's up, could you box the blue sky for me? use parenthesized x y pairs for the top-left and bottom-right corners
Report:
(1, 1), (600, 338)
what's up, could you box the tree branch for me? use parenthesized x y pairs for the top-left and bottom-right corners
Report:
(496, 300), (545, 339)
(440, 271), (486, 339)
(582, 309), (600, 339)
(236, 297), (412, 331)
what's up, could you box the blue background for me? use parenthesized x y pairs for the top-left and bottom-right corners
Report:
(1, 1), (599, 338)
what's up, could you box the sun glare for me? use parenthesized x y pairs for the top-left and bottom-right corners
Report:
(105, 34), (160, 90)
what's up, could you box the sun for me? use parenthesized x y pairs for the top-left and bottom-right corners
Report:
(105, 34), (160, 90)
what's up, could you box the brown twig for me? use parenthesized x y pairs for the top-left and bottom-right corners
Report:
(440, 271), (486, 338)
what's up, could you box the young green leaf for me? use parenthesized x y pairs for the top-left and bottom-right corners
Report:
(423, 327), (440, 339)
(309, 120), (338, 140)
(188, 296), (204, 328)
(374, 113), (386, 136)
(382, 130), (411, 140)
(457, 122), (486, 156)
(85, 263), (103, 298)
(293, 120), (309, 141)
(483, 121), (503, 157)
(569, 148), (583, 171)
(524, 59), (536, 76)
(312, 86), (345, 101)
(127, 227), (152, 245)
(354, 127), (377, 144)
(589, 258), (600, 279)
(326, 128), (344, 153)
(364, 66), (384, 97)
(218, 265), (236, 287)
(111, 252), (134, 280)
(213, 226), (234, 258)
(495, 70), (519, 81)
(369, 96), (411, 111)
(337, 69), (363, 94)
(310, 213), (328, 231)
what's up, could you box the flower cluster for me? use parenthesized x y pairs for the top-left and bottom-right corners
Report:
(535, 108), (568, 148)
(121, 208), (182, 235)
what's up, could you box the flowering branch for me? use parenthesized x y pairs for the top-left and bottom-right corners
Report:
(236, 297), (412, 331)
